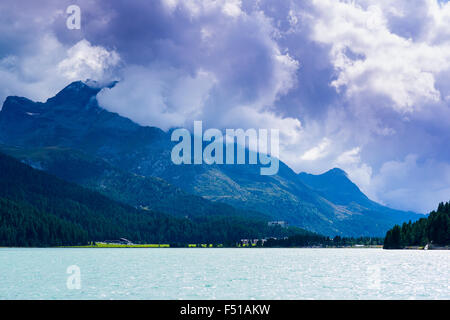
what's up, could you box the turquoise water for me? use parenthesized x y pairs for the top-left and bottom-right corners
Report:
(0, 248), (448, 299)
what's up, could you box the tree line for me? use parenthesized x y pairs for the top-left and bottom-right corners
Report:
(384, 201), (450, 249)
(264, 234), (383, 247)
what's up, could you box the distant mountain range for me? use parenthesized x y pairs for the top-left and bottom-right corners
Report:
(0, 81), (423, 236)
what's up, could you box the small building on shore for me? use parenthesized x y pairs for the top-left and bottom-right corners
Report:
(268, 221), (288, 228)
(103, 238), (133, 245)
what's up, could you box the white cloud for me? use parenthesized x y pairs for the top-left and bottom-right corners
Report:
(0, 36), (119, 106)
(311, 0), (450, 112)
(219, 105), (303, 146)
(97, 65), (215, 131)
(222, 0), (243, 17)
(335, 147), (362, 166)
(333, 147), (373, 194)
(301, 138), (331, 161)
(370, 154), (450, 212)
(162, 0), (243, 17)
(58, 39), (120, 82)
(97, 1), (301, 142)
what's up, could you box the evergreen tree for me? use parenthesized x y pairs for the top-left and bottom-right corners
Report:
(384, 201), (450, 249)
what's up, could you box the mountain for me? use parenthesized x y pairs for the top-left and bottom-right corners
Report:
(298, 169), (422, 235)
(298, 168), (370, 206)
(0, 152), (304, 246)
(0, 144), (268, 221)
(0, 81), (423, 236)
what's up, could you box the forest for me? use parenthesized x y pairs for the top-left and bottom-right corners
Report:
(0, 152), (308, 246)
(263, 234), (383, 247)
(383, 201), (450, 249)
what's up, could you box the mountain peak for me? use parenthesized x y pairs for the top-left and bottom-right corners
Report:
(1, 81), (103, 114)
(46, 81), (100, 105)
(45, 80), (119, 108)
(84, 79), (118, 89)
(323, 168), (348, 177)
(48, 81), (116, 111)
(3, 95), (33, 106)
(298, 167), (369, 206)
(56, 79), (117, 93)
(298, 167), (348, 179)
(65, 80), (89, 90)
(0, 95), (37, 117)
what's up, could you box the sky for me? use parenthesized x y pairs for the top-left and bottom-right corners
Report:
(0, 0), (449, 213)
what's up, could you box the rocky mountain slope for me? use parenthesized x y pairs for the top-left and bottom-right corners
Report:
(0, 81), (423, 236)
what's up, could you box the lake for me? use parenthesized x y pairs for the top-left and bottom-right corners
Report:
(0, 248), (448, 299)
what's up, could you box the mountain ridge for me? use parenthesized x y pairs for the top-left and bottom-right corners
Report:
(0, 81), (423, 236)
(298, 168), (371, 206)
(0, 144), (271, 221)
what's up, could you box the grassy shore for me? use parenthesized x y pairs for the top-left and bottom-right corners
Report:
(60, 243), (171, 248)
(59, 243), (384, 249)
